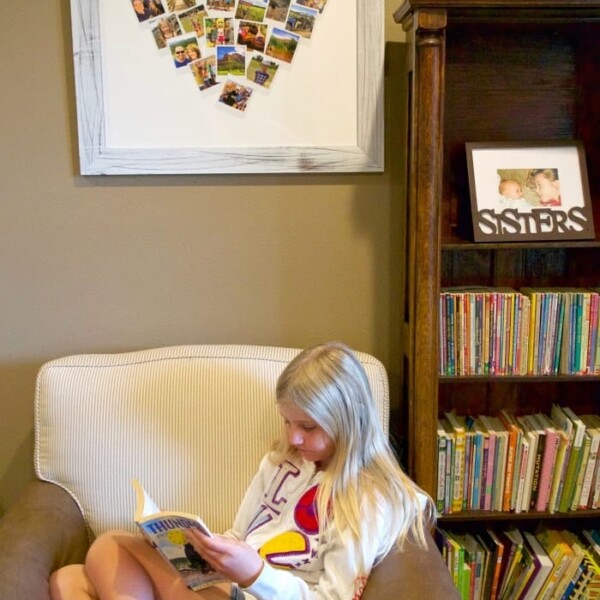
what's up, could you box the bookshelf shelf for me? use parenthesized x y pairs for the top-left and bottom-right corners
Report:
(394, 0), (600, 522)
(439, 510), (600, 524)
(439, 375), (600, 383)
(442, 240), (600, 251)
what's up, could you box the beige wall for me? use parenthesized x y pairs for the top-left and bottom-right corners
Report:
(0, 0), (407, 514)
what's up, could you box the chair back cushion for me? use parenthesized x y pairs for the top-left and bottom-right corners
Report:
(34, 345), (389, 538)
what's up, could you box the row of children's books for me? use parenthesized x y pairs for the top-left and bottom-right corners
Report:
(437, 407), (600, 515)
(436, 525), (600, 600)
(439, 287), (600, 376)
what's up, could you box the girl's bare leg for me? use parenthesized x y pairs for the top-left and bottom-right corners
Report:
(84, 530), (231, 600)
(49, 564), (98, 600)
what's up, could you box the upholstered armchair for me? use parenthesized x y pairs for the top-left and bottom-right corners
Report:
(0, 345), (457, 599)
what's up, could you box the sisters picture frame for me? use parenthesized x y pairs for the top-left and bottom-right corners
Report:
(466, 141), (595, 242)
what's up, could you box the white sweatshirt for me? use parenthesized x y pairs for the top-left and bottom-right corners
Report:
(225, 454), (390, 600)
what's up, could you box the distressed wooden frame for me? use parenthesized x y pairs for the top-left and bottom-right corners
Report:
(68, 0), (384, 175)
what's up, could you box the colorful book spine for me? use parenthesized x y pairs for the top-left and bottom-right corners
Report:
(499, 409), (520, 512)
(570, 432), (592, 511)
(514, 434), (531, 515)
(535, 414), (559, 513)
(468, 418), (484, 512)
(445, 412), (466, 514)
(586, 291), (599, 374)
(559, 407), (587, 513)
(548, 429), (569, 514)
(436, 420), (448, 514)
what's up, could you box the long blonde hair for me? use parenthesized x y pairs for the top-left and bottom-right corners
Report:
(271, 342), (435, 566)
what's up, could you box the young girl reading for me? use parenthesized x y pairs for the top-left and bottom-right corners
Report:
(49, 341), (434, 600)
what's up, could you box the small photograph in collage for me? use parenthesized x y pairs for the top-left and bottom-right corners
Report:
(216, 46), (246, 77)
(237, 21), (267, 52)
(296, 0), (328, 13)
(218, 80), (253, 112)
(152, 15), (183, 49)
(285, 4), (318, 39)
(178, 4), (208, 37)
(190, 56), (218, 91)
(166, 0), (196, 11)
(130, 0), (165, 23)
(246, 55), (278, 89)
(265, 27), (300, 63)
(235, 0), (268, 23)
(265, 0), (291, 22)
(205, 17), (234, 47)
(169, 36), (200, 68)
(207, 0), (236, 12)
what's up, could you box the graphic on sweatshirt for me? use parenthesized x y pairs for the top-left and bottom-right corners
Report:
(246, 461), (321, 569)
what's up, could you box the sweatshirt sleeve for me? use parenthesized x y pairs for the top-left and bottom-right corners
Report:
(242, 505), (387, 600)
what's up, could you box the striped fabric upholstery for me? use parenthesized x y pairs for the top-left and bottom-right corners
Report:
(34, 345), (389, 540)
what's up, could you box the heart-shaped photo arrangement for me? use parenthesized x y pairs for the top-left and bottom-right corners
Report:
(131, 0), (328, 113)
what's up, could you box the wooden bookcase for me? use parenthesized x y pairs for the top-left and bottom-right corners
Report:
(394, 0), (600, 520)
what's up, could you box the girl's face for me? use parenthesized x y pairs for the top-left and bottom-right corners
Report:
(534, 173), (559, 202)
(279, 403), (335, 469)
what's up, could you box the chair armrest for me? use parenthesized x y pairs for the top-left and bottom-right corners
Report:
(0, 481), (90, 600)
(363, 531), (459, 600)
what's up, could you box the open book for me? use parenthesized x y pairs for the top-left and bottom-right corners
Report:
(132, 479), (228, 591)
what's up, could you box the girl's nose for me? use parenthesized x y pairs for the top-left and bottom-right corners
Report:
(289, 428), (303, 446)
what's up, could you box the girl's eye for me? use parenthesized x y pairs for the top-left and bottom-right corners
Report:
(302, 425), (316, 432)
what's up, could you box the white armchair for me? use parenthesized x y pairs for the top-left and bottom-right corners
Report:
(0, 344), (457, 599)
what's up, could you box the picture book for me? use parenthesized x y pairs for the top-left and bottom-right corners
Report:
(499, 409), (523, 512)
(553, 531), (585, 599)
(514, 431), (531, 515)
(467, 415), (485, 511)
(497, 527), (524, 600)
(517, 415), (540, 512)
(570, 430), (592, 511)
(520, 532), (554, 600)
(445, 411), (467, 513)
(463, 533), (486, 600)
(547, 426), (569, 515)
(519, 414), (545, 511)
(483, 528), (506, 600)
(558, 406), (587, 512)
(473, 416), (492, 511)
(533, 413), (560, 512)
(536, 527), (575, 600)
(577, 416), (600, 510)
(475, 530), (495, 600)
(131, 479), (228, 592)
(437, 419), (449, 514)
(441, 418), (456, 514)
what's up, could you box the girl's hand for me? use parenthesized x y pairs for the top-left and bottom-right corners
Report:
(185, 529), (264, 588)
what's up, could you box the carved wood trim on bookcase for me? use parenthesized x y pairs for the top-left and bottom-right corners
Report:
(409, 9), (447, 495)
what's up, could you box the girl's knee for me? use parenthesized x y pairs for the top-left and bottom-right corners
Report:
(49, 564), (89, 599)
(86, 529), (140, 567)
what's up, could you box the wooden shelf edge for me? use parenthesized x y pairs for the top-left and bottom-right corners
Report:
(442, 239), (600, 251)
(439, 375), (600, 382)
(438, 509), (600, 522)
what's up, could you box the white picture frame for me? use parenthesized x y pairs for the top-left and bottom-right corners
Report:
(69, 0), (384, 175)
(466, 141), (595, 242)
